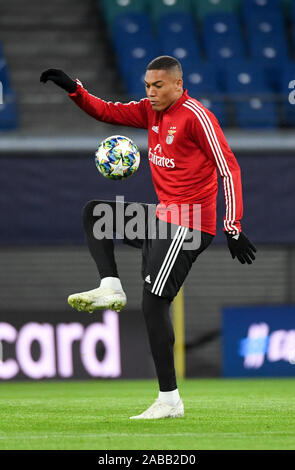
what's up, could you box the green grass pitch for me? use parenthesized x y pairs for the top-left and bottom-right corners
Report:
(0, 378), (294, 450)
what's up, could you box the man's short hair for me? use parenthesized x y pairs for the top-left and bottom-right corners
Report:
(146, 56), (183, 77)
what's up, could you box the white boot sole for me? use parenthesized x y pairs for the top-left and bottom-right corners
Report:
(68, 294), (126, 313)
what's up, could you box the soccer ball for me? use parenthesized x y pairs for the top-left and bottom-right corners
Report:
(95, 135), (140, 180)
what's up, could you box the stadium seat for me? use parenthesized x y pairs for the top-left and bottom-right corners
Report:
(203, 12), (241, 40)
(158, 12), (197, 44)
(157, 12), (201, 67)
(223, 61), (270, 93)
(278, 62), (295, 126)
(248, 34), (288, 62)
(0, 92), (19, 130)
(116, 39), (160, 82)
(223, 60), (277, 128)
(235, 97), (278, 128)
(248, 36), (289, 91)
(183, 62), (220, 94)
(198, 96), (228, 127)
(112, 12), (154, 54)
(160, 39), (202, 70)
(204, 36), (246, 91)
(242, 0), (281, 21)
(124, 67), (147, 97)
(245, 11), (285, 40)
(203, 14), (245, 67)
(112, 12), (152, 38)
(99, 0), (147, 26)
(192, 0), (239, 22)
(149, 0), (192, 24)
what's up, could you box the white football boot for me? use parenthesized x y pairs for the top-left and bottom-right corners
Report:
(129, 398), (184, 420)
(68, 286), (127, 313)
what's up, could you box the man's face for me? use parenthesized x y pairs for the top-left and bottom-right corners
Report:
(144, 69), (183, 112)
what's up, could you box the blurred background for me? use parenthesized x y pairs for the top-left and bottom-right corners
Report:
(0, 0), (294, 382)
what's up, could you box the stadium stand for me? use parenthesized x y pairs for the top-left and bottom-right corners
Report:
(99, 0), (295, 129)
(0, 0), (124, 134)
(1, 0), (294, 132)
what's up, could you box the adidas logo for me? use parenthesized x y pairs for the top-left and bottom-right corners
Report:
(152, 126), (159, 133)
(145, 274), (151, 284)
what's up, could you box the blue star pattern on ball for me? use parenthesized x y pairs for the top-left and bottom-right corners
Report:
(95, 135), (140, 180)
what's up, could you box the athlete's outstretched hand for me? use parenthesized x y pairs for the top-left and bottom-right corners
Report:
(40, 69), (77, 93)
(225, 232), (257, 264)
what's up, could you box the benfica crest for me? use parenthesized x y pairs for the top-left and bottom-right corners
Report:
(166, 128), (176, 144)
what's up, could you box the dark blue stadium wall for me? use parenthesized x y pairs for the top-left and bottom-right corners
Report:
(0, 152), (294, 245)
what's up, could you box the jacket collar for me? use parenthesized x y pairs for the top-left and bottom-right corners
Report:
(162, 89), (188, 115)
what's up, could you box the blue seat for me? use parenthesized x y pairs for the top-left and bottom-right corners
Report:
(183, 62), (220, 95)
(278, 62), (295, 126)
(198, 97), (228, 128)
(112, 13), (154, 56)
(203, 12), (241, 40)
(116, 39), (160, 82)
(248, 33), (288, 60)
(235, 98), (278, 128)
(158, 12), (197, 44)
(242, 0), (281, 21)
(0, 92), (19, 130)
(248, 36), (289, 91)
(160, 39), (202, 70)
(203, 13), (245, 87)
(222, 60), (277, 128)
(243, 7), (286, 90)
(245, 11), (285, 39)
(124, 67), (146, 96)
(112, 12), (152, 43)
(224, 61), (271, 93)
(204, 36), (246, 90)
(204, 34), (245, 64)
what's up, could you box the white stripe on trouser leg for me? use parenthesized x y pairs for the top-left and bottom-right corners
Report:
(157, 227), (188, 296)
(151, 226), (183, 295)
(152, 227), (188, 296)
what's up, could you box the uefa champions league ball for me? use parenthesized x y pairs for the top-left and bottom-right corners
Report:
(95, 135), (140, 180)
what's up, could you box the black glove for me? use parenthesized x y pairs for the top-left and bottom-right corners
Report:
(40, 69), (77, 93)
(225, 232), (257, 264)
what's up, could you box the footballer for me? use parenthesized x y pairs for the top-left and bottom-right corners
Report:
(40, 56), (257, 419)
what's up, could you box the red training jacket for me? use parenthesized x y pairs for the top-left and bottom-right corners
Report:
(69, 82), (243, 236)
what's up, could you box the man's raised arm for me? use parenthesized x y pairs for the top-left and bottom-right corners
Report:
(40, 69), (149, 129)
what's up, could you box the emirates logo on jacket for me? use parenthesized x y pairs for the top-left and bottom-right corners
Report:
(148, 144), (175, 169)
